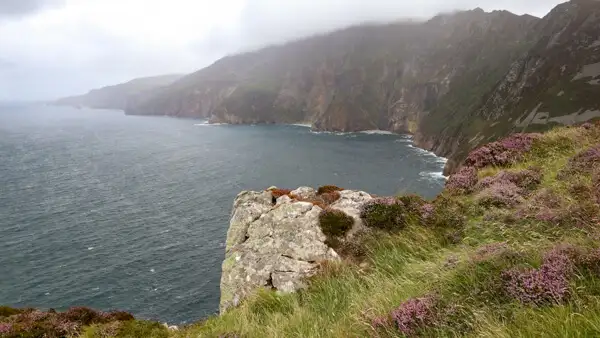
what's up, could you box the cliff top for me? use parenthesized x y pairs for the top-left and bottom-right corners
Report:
(183, 123), (600, 337)
(3, 122), (593, 337)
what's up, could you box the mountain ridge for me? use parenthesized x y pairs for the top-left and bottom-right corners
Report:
(59, 1), (600, 174)
(55, 74), (183, 111)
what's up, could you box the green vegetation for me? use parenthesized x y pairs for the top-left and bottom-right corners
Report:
(172, 123), (600, 337)
(318, 209), (354, 239)
(82, 321), (169, 338)
(2, 123), (599, 337)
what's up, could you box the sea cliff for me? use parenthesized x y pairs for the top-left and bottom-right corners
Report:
(2, 122), (600, 337)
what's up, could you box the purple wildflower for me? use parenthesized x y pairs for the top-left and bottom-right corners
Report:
(476, 181), (525, 208)
(420, 203), (435, 221)
(472, 242), (509, 262)
(0, 323), (11, 334)
(390, 297), (436, 336)
(446, 166), (478, 194)
(581, 122), (594, 130)
(503, 246), (575, 305)
(25, 310), (48, 322)
(561, 144), (600, 176)
(465, 133), (541, 169)
(475, 168), (542, 193)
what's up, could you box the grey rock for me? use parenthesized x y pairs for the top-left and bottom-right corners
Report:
(329, 190), (373, 237)
(220, 196), (339, 313)
(290, 186), (317, 200)
(225, 191), (274, 252)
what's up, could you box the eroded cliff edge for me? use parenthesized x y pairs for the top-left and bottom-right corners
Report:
(220, 187), (372, 313)
(125, 1), (600, 174)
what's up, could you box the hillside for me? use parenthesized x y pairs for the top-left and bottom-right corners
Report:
(124, 0), (600, 174)
(2, 122), (599, 338)
(54, 74), (183, 111)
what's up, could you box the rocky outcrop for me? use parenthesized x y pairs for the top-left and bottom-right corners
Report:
(220, 187), (371, 313)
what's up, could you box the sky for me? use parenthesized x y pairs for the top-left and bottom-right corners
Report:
(0, 0), (565, 101)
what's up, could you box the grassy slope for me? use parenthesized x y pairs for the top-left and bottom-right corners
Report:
(124, 124), (595, 338)
(38, 124), (593, 337)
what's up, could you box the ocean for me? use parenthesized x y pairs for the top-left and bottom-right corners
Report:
(0, 104), (446, 324)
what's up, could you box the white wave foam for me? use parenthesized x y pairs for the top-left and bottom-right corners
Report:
(309, 130), (351, 136)
(419, 171), (448, 181)
(290, 123), (312, 128)
(359, 130), (395, 135)
(87, 247), (94, 250)
(194, 122), (228, 126)
(407, 144), (448, 164)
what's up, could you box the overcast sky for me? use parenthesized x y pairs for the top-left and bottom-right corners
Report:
(0, 0), (564, 101)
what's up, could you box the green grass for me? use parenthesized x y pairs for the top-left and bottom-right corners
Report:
(73, 124), (600, 337)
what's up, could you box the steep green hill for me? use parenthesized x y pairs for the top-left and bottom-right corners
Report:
(3, 120), (597, 338)
(125, 1), (600, 173)
(55, 74), (182, 111)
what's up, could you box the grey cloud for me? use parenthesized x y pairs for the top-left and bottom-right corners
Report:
(232, 0), (563, 51)
(0, 0), (64, 18)
(1, 0), (564, 101)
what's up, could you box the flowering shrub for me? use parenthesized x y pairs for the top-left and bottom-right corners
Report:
(398, 195), (427, 213)
(390, 296), (437, 336)
(446, 166), (478, 194)
(476, 168), (542, 193)
(317, 185), (344, 195)
(465, 133), (541, 169)
(420, 203), (435, 222)
(318, 208), (354, 238)
(0, 323), (12, 335)
(0, 306), (136, 338)
(476, 182), (525, 208)
(360, 198), (413, 231)
(582, 122), (594, 130)
(578, 248), (600, 274)
(559, 144), (600, 177)
(425, 195), (466, 228)
(502, 246), (576, 305)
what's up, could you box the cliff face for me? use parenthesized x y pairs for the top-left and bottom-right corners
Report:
(220, 186), (373, 313)
(126, 9), (536, 134)
(125, 1), (600, 173)
(55, 74), (182, 111)
(419, 0), (600, 173)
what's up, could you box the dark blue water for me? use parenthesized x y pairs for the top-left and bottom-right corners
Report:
(0, 104), (445, 324)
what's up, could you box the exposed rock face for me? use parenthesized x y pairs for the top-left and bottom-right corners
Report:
(220, 187), (374, 312)
(124, 1), (600, 174)
(419, 0), (600, 173)
(126, 8), (538, 135)
(55, 74), (182, 111)
(329, 190), (373, 237)
(220, 190), (339, 313)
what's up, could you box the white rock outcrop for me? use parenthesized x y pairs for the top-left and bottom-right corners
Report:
(219, 187), (371, 313)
